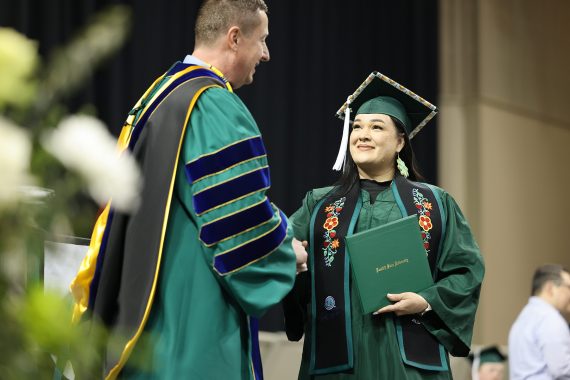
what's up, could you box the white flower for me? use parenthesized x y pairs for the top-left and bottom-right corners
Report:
(0, 117), (32, 208)
(0, 28), (39, 110)
(42, 115), (141, 212)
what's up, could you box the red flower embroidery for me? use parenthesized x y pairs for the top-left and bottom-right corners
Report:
(323, 217), (339, 231)
(421, 232), (426, 239)
(424, 242), (430, 249)
(419, 216), (432, 231)
(322, 197), (346, 267)
(415, 204), (422, 209)
(425, 211), (431, 217)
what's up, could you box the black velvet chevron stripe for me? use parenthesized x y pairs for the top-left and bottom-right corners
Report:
(200, 198), (274, 246)
(213, 210), (288, 275)
(185, 136), (266, 183)
(192, 167), (270, 215)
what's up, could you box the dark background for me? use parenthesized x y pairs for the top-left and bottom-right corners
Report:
(1, 0), (439, 330)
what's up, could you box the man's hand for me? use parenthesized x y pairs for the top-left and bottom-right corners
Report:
(373, 292), (429, 316)
(292, 238), (308, 274)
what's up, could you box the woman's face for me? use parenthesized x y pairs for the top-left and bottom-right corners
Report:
(349, 113), (405, 180)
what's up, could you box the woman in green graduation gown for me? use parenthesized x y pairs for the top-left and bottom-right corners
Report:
(283, 72), (485, 379)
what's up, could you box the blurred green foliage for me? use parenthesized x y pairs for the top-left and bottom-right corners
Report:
(0, 5), (132, 378)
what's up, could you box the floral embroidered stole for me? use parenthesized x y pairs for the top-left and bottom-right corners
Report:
(309, 176), (449, 375)
(309, 184), (361, 375)
(392, 175), (448, 371)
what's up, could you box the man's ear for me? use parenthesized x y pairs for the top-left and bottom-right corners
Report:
(227, 26), (240, 51)
(543, 281), (556, 297)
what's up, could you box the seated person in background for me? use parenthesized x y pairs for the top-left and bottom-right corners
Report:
(508, 264), (570, 380)
(468, 346), (507, 380)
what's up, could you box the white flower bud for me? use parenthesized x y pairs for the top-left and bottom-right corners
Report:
(42, 115), (142, 212)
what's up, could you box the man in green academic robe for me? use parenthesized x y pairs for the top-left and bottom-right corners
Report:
(70, 1), (307, 379)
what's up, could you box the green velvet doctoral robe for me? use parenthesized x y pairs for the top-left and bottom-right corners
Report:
(285, 184), (484, 380)
(121, 84), (296, 379)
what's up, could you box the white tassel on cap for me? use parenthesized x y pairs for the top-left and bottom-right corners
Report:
(471, 348), (481, 380)
(332, 97), (351, 171)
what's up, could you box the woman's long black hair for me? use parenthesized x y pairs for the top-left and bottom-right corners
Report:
(332, 116), (423, 197)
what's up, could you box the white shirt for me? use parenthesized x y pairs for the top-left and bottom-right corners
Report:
(183, 54), (207, 66)
(508, 296), (570, 379)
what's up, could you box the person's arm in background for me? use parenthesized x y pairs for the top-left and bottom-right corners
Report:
(541, 314), (570, 379)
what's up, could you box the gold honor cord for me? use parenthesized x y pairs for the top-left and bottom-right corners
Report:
(70, 203), (111, 323)
(118, 75), (164, 149)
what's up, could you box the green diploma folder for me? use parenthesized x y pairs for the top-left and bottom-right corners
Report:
(345, 215), (434, 314)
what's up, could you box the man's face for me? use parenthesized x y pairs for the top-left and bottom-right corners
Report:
(231, 10), (270, 88)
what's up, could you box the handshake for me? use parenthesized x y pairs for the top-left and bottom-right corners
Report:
(292, 238), (308, 274)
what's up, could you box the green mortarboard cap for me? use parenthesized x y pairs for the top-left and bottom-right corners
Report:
(356, 96), (411, 133)
(468, 346), (507, 366)
(336, 71), (438, 138)
(332, 71), (437, 171)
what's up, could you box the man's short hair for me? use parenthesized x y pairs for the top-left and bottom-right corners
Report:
(531, 264), (569, 295)
(195, 0), (268, 45)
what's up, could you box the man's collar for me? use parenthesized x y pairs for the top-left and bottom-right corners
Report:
(183, 54), (207, 67)
(181, 54), (233, 92)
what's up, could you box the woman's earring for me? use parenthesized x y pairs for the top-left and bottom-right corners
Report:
(397, 153), (409, 178)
